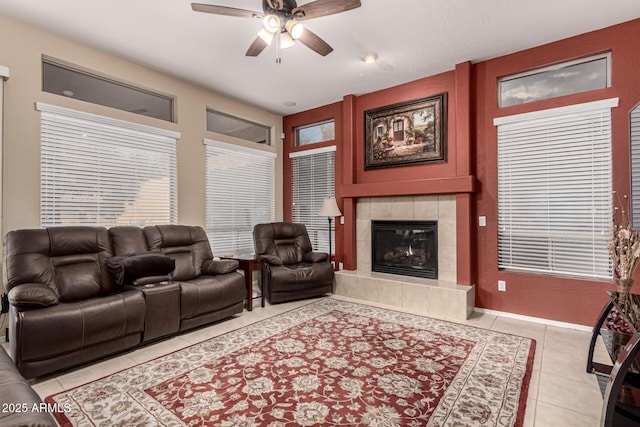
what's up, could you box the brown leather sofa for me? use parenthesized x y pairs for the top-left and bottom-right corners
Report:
(4, 225), (246, 379)
(253, 222), (334, 303)
(0, 346), (56, 426)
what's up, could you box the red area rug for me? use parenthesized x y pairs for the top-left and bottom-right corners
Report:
(46, 298), (535, 426)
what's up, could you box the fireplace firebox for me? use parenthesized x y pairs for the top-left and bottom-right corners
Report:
(371, 220), (437, 279)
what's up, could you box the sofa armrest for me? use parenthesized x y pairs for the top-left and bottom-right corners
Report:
(8, 283), (59, 309)
(303, 251), (329, 263)
(260, 254), (283, 266)
(202, 259), (239, 275)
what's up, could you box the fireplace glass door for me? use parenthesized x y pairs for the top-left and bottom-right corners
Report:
(371, 220), (437, 279)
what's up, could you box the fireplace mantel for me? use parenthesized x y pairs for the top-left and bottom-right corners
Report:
(340, 175), (475, 198)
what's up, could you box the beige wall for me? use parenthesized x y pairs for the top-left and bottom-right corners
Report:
(0, 15), (283, 235)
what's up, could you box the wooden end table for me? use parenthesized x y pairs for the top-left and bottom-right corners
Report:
(222, 255), (266, 311)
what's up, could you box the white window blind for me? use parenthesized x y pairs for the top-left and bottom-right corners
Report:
(205, 139), (276, 255)
(631, 103), (640, 227)
(290, 146), (336, 252)
(494, 98), (617, 279)
(38, 103), (178, 227)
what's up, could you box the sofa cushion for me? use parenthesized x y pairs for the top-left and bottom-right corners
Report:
(269, 262), (335, 292)
(144, 225), (214, 281)
(274, 238), (304, 264)
(48, 227), (116, 301)
(178, 273), (246, 319)
(105, 253), (175, 286)
(253, 222), (314, 266)
(13, 290), (146, 362)
(109, 226), (149, 256)
(3, 229), (54, 293)
(51, 255), (105, 302)
(49, 226), (111, 257)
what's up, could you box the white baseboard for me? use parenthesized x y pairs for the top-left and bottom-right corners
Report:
(474, 307), (592, 332)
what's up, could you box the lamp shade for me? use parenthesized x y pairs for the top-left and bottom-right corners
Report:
(280, 32), (295, 49)
(263, 14), (281, 33)
(319, 197), (342, 217)
(257, 28), (275, 45)
(285, 19), (304, 39)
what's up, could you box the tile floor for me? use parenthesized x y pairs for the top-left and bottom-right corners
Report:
(4, 295), (609, 427)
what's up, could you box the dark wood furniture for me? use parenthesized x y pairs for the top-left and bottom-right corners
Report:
(222, 255), (265, 311)
(587, 291), (640, 426)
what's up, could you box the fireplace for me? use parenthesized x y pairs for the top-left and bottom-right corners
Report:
(371, 220), (438, 279)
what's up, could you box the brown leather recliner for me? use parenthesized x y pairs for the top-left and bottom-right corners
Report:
(4, 226), (146, 379)
(253, 222), (334, 303)
(0, 346), (56, 426)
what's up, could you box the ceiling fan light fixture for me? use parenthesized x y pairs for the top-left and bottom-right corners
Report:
(285, 20), (304, 39)
(257, 28), (275, 45)
(280, 32), (295, 49)
(263, 14), (281, 32)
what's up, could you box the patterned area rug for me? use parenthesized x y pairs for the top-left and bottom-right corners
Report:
(46, 298), (535, 426)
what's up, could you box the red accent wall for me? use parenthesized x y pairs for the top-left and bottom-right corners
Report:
(283, 18), (640, 325)
(474, 19), (640, 326)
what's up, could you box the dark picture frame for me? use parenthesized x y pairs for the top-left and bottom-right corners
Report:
(364, 93), (447, 170)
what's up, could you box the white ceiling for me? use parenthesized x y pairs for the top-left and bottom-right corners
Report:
(1, 0), (640, 115)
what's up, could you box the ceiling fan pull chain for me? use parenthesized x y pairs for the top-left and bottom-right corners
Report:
(275, 29), (282, 64)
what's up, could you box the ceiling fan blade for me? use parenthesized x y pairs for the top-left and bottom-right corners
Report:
(246, 36), (269, 57)
(292, 0), (361, 21)
(297, 28), (333, 56)
(191, 3), (263, 19)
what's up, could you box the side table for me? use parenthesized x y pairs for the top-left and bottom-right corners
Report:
(222, 255), (265, 311)
(587, 290), (640, 426)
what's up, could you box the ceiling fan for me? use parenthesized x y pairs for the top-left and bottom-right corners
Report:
(191, 0), (361, 57)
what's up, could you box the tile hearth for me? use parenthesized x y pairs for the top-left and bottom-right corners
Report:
(335, 270), (474, 320)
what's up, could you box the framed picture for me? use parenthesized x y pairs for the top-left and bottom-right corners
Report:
(364, 93), (447, 170)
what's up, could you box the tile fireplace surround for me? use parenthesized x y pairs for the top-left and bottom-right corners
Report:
(335, 195), (475, 320)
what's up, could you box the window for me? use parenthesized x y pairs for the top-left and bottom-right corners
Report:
(38, 103), (178, 227)
(498, 53), (610, 107)
(632, 103), (640, 226)
(206, 110), (270, 145)
(205, 140), (276, 255)
(42, 57), (175, 122)
(393, 119), (404, 141)
(290, 146), (336, 252)
(295, 119), (335, 146)
(495, 98), (617, 279)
